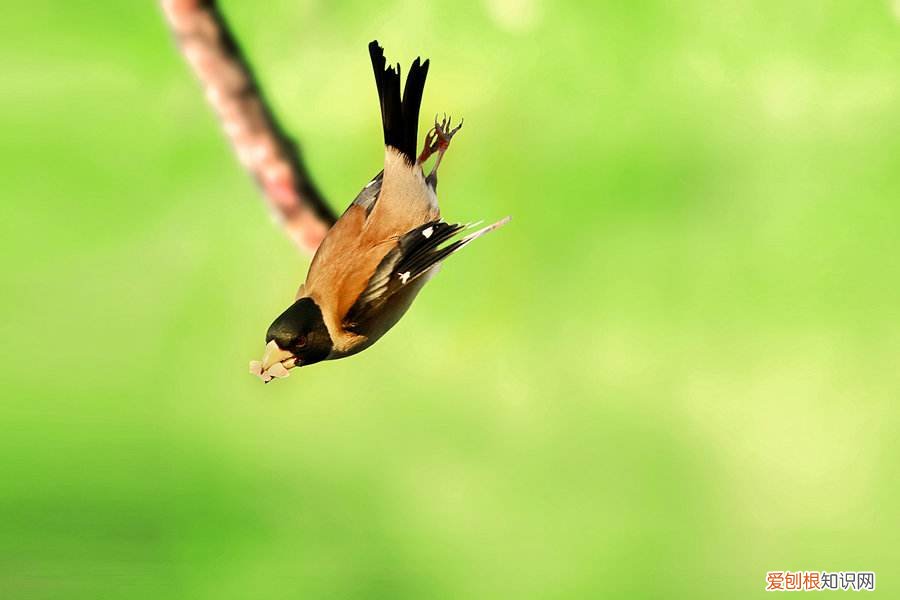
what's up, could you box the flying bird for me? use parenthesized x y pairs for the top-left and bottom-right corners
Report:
(250, 41), (509, 382)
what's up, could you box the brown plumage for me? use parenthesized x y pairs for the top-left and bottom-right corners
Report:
(250, 41), (509, 383)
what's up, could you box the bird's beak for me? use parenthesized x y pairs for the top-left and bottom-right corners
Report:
(249, 340), (298, 383)
(262, 340), (295, 370)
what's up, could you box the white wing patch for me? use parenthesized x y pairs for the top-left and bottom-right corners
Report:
(422, 226), (433, 238)
(399, 271), (411, 284)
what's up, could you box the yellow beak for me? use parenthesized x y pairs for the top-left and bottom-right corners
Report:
(262, 339), (295, 370)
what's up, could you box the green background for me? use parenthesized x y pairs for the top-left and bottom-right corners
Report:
(2, 1), (899, 598)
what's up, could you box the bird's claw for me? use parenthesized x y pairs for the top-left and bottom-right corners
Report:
(433, 114), (463, 149)
(422, 127), (438, 154)
(418, 114), (463, 165)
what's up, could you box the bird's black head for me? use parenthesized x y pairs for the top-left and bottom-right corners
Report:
(265, 297), (333, 367)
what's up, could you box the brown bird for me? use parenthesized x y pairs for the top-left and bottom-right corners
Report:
(250, 41), (509, 382)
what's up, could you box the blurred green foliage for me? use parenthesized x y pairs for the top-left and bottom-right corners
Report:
(2, 1), (899, 598)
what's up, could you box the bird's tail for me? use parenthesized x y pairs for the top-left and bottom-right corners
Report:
(368, 40), (429, 164)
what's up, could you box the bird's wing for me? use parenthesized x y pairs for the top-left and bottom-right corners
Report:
(344, 217), (510, 331)
(348, 171), (384, 216)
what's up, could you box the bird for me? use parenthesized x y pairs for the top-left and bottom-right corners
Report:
(250, 40), (509, 383)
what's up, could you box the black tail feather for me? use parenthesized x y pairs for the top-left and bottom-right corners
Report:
(402, 57), (429, 161)
(368, 40), (429, 163)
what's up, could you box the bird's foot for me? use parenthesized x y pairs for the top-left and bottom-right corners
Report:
(431, 113), (464, 152)
(417, 114), (463, 173)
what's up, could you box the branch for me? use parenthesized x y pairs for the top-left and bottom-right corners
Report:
(161, 0), (335, 254)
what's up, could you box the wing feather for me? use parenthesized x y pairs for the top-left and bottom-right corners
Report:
(344, 217), (510, 331)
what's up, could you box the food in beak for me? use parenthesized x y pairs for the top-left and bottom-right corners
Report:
(249, 340), (297, 383)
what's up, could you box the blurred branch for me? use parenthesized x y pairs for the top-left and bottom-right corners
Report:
(161, 0), (335, 254)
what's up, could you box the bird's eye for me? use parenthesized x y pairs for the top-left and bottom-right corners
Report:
(296, 335), (308, 348)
